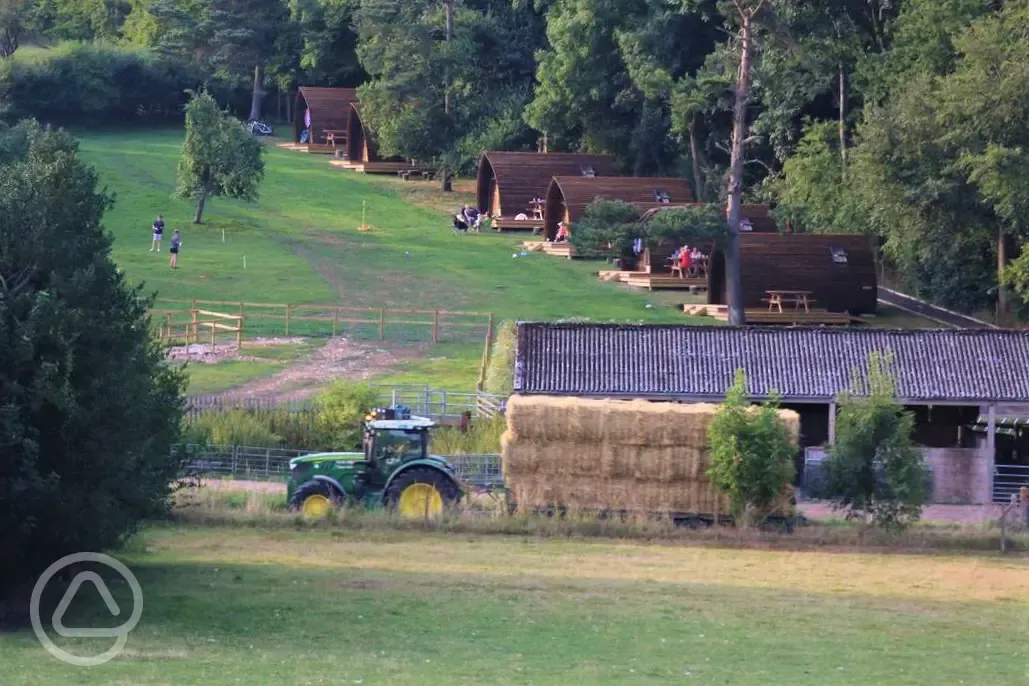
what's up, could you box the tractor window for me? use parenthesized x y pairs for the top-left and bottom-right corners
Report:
(375, 430), (426, 461)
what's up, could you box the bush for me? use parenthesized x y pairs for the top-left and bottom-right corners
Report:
(824, 352), (930, 530)
(483, 321), (516, 396)
(0, 121), (186, 612)
(190, 409), (283, 447)
(0, 43), (250, 125)
(431, 416), (505, 455)
(708, 369), (797, 523)
(315, 380), (380, 450)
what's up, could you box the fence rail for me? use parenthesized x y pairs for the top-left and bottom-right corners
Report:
(184, 385), (506, 422)
(175, 444), (502, 487)
(153, 299), (492, 347)
(995, 464), (1029, 504)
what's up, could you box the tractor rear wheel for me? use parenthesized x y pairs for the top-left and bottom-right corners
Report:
(290, 480), (341, 520)
(385, 467), (461, 519)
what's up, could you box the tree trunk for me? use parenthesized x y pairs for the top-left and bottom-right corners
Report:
(838, 62), (847, 177)
(249, 64), (265, 122)
(688, 116), (706, 202)
(997, 225), (1009, 323)
(724, 12), (753, 326)
(193, 190), (208, 225)
(439, 170), (453, 192)
(444, 0), (453, 115)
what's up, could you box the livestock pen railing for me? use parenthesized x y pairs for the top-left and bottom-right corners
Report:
(174, 444), (502, 488)
(152, 299), (493, 347)
(184, 385), (506, 422)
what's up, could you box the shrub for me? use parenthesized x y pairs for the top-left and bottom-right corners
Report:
(190, 409), (282, 447)
(0, 43), (249, 125)
(315, 380), (380, 450)
(431, 415), (505, 455)
(824, 352), (929, 530)
(0, 121), (186, 613)
(483, 321), (516, 396)
(708, 369), (797, 524)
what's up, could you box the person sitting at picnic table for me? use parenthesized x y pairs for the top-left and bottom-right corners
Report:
(554, 221), (570, 243)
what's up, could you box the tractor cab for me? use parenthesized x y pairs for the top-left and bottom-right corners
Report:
(360, 406), (437, 488)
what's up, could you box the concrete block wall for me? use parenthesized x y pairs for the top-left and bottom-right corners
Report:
(924, 447), (990, 504)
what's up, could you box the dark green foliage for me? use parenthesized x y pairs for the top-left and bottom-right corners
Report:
(314, 380), (379, 450)
(823, 352), (929, 530)
(569, 200), (642, 260)
(0, 44), (248, 125)
(646, 203), (726, 247)
(707, 369), (797, 523)
(0, 120), (186, 601)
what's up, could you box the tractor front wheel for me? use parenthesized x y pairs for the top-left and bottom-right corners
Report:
(289, 480), (341, 520)
(385, 468), (461, 519)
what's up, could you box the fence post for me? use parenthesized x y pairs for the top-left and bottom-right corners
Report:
(432, 310), (440, 344)
(211, 322), (216, 349)
(285, 304), (291, 336)
(378, 309), (385, 341)
(392, 389), (398, 409)
(190, 309), (198, 345)
(237, 316), (244, 349)
(332, 308), (339, 337)
(266, 447), (271, 480)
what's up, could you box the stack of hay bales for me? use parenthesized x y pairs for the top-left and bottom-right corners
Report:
(501, 395), (800, 515)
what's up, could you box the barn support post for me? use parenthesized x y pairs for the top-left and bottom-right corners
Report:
(986, 403), (996, 504)
(828, 401), (837, 445)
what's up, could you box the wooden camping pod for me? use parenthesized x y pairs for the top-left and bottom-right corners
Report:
(293, 87), (357, 145)
(543, 177), (695, 240)
(475, 152), (619, 219)
(344, 103), (405, 164)
(706, 233), (878, 314)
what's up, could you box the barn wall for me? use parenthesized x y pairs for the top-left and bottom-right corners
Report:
(924, 448), (990, 504)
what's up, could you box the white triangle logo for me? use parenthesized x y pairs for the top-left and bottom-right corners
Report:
(52, 572), (123, 638)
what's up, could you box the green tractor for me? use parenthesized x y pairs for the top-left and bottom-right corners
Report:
(286, 406), (464, 519)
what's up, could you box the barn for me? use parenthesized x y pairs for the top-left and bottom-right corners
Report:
(706, 233), (878, 314)
(475, 152), (620, 231)
(513, 321), (1029, 505)
(293, 87), (357, 151)
(542, 176), (694, 241)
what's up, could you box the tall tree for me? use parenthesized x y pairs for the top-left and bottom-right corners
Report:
(0, 0), (35, 58)
(0, 119), (185, 609)
(175, 90), (265, 223)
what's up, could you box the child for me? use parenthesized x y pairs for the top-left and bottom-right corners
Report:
(169, 229), (181, 268)
(150, 214), (165, 252)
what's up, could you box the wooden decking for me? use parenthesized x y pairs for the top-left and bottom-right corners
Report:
(597, 270), (643, 282)
(625, 274), (707, 291)
(329, 160), (425, 175)
(522, 241), (574, 259)
(682, 304), (863, 326)
(493, 217), (544, 232)
(276, 142), (337, 154)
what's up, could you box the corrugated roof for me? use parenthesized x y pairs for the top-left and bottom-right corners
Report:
(513, 323), (1029, 403)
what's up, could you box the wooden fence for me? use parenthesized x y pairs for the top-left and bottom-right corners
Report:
(152, 299), (493, 347)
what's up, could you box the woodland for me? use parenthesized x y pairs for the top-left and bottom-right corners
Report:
(3, 0), (1029, 318)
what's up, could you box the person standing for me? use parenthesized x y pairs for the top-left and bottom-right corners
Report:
(169, 229), (181, 269)
(150, 215), (165, 252)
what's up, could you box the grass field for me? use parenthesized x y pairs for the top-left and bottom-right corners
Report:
(75, 129), (698, 393)
(3, 525), (1027, 685)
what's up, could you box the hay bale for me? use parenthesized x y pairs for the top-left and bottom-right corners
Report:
(506, 395), (801, 447)
(506, 475), (731, 514)
(501, 438), (715, 482)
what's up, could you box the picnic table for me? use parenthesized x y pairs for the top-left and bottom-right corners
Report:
(322, 129), (346, 147)
(765, 290), (814, 313)
(530, 200), (545, 221)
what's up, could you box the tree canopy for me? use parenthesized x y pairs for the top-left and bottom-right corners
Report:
(0, 120), (185, 605)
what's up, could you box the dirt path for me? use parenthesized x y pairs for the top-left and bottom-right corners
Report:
(194, 337), (428, 402)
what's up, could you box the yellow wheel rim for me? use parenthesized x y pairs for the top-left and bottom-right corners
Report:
(301, 494), (332, 519)
(397, 483), (444, 519)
